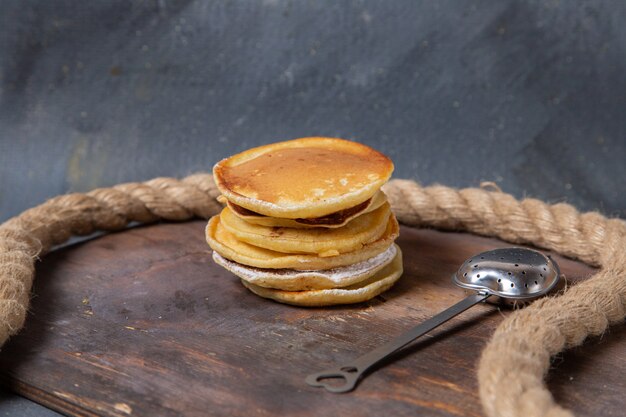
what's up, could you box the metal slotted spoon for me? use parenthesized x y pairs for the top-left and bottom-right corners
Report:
(306, 247), (562, 393)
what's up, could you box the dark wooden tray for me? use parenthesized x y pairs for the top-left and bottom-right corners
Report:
(0, 221), (623, 417)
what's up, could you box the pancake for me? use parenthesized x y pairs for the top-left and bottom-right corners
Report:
(213, 137), (394, 219)
(226, 191), (388, 229)
(212, 244), (397, 290)
(240, 245), (403, 306)
(219, 202), (392, 256)
(206, 213), (399, 270)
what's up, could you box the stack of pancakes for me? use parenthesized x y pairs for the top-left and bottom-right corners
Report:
(206, 137), (403, 306)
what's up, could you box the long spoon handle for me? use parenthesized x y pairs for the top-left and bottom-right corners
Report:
(305, 292), (489, 393)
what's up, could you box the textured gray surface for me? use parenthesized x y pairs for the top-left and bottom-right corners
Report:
(0, 389), (61, 417)
(0, 1), (625, 415)
(1, 0), (625, 223)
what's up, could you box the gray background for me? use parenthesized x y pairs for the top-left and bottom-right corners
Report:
(0, 1), (625, 415)
(1, 0), (625, 223)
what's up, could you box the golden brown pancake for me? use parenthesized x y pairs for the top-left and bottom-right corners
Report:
(226, 191), (387, 229)
(213, 137), (394, 219)
(212, 244), (397, 290)
(219, 202), (392, 256)
(205, 213), (399, 270)
(240, 245), (403, 306)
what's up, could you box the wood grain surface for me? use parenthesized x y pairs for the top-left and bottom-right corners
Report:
(0, 221), (623, 417)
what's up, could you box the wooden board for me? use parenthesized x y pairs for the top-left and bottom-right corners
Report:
(0, 221), (623, 417)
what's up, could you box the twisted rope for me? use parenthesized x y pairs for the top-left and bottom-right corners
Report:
(0, 174), (624, 417)
(384, 179), (626, 417)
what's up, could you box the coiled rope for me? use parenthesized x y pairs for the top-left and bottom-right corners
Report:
(0, 174), (623, 417)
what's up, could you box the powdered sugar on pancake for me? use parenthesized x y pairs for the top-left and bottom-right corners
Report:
(212, 244), (398, 290)
(240, 246), (404, 306)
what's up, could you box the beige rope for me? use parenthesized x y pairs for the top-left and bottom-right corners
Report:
(0, 174), (624, 417)
(384, 179), (626, 417)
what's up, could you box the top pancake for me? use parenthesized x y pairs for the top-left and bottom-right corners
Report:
(213, 137), (394, 218)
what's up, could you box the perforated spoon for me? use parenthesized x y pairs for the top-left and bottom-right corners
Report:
(305, 247), (562, 393)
